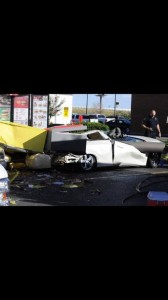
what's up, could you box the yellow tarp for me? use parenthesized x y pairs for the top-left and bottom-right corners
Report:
(0, 121), (47, 153)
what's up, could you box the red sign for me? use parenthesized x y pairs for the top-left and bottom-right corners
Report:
(14, 96), (29, 108)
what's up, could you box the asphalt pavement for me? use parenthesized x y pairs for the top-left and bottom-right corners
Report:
(8, 165), (168, 206)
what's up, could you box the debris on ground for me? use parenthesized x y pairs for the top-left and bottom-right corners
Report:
(62, 179), (84, 188)
(37, 174), (54, 179)
(90, 188), (101, 195)
(53, 181), (64, 185)
(9, 162), (26, 170)
(9, 171), (20, 183)
(62, 184), (80, 188)
(9, 199), (16, 205)
(25, 154), (51, 169)
(28, 184), (46, 189)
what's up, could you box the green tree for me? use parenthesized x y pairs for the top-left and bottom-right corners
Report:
(49, 95), (65, 119)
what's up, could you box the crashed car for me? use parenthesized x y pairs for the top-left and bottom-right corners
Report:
(114, 134), (165, 168)
(52, 130), (166, 171)
(0, 120), (165, 172)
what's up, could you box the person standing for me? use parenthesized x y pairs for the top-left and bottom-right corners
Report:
(141, 110), (161, 138)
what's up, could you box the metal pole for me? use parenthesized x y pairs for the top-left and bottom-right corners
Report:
(114, 94), (116, 116)
(96, 94), (106, 114)
(29, 94), (31, 126)
(100, 95), (102, 113)
(86, 94), (88, 114)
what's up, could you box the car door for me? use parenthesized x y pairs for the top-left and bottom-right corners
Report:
(86, 139), (114, 167)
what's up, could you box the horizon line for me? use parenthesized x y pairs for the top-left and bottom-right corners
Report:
(73, 106), (131, 111)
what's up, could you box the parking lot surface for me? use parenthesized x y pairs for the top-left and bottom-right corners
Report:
(8, 166), (168, 206)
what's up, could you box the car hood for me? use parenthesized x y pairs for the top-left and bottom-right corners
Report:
(119, 135), (165, 153)
(126, 135), (163, 143)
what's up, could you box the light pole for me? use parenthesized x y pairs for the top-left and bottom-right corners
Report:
(96, 94), (106, 113)
(86, 94), (89, 114)
(114, 94), (119, 116)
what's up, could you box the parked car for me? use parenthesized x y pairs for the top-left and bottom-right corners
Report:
(90, 114), (107, 124)
(106, 115), (128, 122)
(52, 130), (165, 171)
(106, 116), (131, 134)
(71, 114), (98, 123)
(87, 114), (99, 123)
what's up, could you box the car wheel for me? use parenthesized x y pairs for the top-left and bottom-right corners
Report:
(78, 154), (96, 171)
(147, 153), (161, 168)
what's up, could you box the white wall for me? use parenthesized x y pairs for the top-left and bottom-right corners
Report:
(49, 94), (73, 125)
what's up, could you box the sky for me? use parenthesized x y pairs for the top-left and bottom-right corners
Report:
(73, 94), (132, 110)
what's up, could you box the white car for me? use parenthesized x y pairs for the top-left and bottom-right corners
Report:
(52, 130), (165, 171)
(0, 164), (9, 206)
(88, 114), (107, 124)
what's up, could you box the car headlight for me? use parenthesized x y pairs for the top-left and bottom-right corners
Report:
(0, 178), (9, 192)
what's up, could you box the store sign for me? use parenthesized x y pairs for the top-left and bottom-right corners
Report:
(64, 107), (69, 117)
(13, 95), (29, 125)
(32, 95), (48, 128)
(0, 95), (11, 121)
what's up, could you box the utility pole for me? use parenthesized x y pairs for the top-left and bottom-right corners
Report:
(96, 94), (106, 113)
(86, 94), (88, 114)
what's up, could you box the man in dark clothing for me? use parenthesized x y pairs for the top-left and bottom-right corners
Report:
(141, 110), (161, 139)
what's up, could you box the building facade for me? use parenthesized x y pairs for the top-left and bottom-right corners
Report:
(49, 94), (73, 125)
(0, 94), (73, 127)
(131, 94), (168, 136)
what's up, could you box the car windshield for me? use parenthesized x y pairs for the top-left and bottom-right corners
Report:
(86, 130), (110, 140)
(89, 115), (98, 119)
(82, 115), (89, 119)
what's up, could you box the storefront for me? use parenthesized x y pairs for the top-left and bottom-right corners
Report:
(131, 94), (168, 136)
(0, 94), (12, 121)
(0, 94), (73, 128)
(0, 94), (49, 128)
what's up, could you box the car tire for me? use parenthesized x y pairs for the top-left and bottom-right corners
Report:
(147, 152), (161, 168)
(78, 154), (96, 171)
